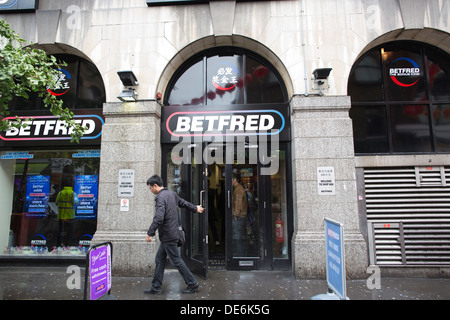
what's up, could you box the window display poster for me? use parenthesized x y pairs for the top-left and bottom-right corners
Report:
(74, 175), (99, 220)
(25, 175), (50, 218)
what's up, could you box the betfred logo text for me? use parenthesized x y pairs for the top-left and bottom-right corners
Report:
(0, 115), (104, 141)
(166, 110), (285, 137)
(389, 57), (421, 87)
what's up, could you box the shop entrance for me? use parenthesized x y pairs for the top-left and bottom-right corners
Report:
(161, 47), (292, 278)
(163, 142), (291, 277)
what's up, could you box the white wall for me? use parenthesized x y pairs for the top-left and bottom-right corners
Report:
(2, 0), (449, 102)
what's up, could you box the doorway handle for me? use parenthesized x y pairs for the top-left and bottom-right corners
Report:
(200, 190), (206, 207)
(228, 190), (231, 208)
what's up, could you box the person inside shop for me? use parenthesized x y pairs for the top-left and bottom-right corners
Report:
(232, 173), (248, 256)
(145, 175), (204, 295)
(56, 175), (78, 247)
(208, 179), (220, 246)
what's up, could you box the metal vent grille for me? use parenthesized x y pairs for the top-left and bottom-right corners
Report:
(365, 166), (450, 266)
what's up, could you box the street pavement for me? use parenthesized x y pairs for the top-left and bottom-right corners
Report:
(0, 265), (449, 301)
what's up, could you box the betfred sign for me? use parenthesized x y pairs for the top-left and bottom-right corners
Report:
(0, 0), (38, 12)
(0, 113), (104, 147)
(162, 105), (289, 143)
(389, 57), (422, 87)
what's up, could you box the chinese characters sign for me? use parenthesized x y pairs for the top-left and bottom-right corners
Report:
(47, 69), (72, 97)
(211, 63), (239, 91)
(317, 166), (335, 195)
(118, 169), (135, 197)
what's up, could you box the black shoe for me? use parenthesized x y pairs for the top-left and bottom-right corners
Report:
(144, 287), (162, 295)
(182, 283), (199, 294)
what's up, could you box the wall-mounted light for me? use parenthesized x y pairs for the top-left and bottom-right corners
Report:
(118, 88), (138, 102)
(117, 70), (139, 102)
(117, 71), (139, 86)
(313, 68), (332, 80)
(312, 68), (332, 95)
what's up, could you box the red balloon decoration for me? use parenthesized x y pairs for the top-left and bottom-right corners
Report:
(254, 66), (268, 77)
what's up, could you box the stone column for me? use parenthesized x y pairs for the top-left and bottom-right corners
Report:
(290, 95), (368, 279)
(93, 100), (161, 276)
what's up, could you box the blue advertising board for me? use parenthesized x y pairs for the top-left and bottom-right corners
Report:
(74, 175), (99, 220)
(324, 218), (347, 300)
(25, 175), (50, 218)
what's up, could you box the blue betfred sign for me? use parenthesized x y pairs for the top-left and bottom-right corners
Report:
(325, 218), (347, 299)
(0, 0), (38, 12)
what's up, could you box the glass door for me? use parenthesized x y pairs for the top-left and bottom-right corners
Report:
(164, 144), (208, 279)
(164, 143), (292, 272)
(226, 145), (265, 270)
(224, 144), (292, 270)
(189, 152), (208, 278)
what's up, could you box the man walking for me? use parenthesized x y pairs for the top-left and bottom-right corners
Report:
(145, 175), (204, 294)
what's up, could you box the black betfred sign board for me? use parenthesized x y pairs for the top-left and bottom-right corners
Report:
(161, 104), (290, 144)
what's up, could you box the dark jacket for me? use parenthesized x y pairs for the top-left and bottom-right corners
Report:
(147, 188), (198, 242)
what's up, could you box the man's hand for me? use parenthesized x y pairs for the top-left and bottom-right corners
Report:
(197, 205), (205, 214)
(146, 235), (152, 242)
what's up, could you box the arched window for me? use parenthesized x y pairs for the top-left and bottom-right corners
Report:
(348, 42), (450, 154)
(11, 54), (106, 111)
(165, 48), (287, 106)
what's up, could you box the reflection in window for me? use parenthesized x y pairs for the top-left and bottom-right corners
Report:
(348, 51), (383, 102)
(385, 49), (427, 102)
(165, 48), (287, 106)
(271, 150), (288, 259)
(167, 59), (204, 106)
(246, 57), (285, 104)
(348, 42), (450, 154)
(428, 60), (450, 101)
(5, 150), (100, 256)
(390, 105), (432, 153)
(207, 55), (244, 105)
(433, 105), (450, 152)
(350, 105), (389, 154)
(11, 54), (105, 111)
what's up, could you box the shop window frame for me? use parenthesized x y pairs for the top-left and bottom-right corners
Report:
(164, 47), (288, 107)
(349, 41), (450, 155)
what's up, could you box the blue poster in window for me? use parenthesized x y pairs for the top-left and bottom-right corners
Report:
(74, 175), (98, 220)
(324, 218), (347, 299)
(25, 175), (50, 218)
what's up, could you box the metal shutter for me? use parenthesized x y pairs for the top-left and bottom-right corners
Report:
(365, 166), (450, 266)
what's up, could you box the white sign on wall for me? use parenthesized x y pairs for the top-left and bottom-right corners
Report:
(317, 166), (335, 196)
(118, 169), (135, 198)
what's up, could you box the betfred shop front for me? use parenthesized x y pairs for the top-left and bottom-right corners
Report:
(0, 53), (105, 260)
(160, 48), (293, 275)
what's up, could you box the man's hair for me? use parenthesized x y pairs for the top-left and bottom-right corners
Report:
(147, 175), (164, 187)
